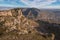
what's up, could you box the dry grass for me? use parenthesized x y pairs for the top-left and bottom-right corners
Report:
(0, 31), (51, 40)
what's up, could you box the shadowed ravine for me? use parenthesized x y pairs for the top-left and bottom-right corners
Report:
(35, 20), (60, 40)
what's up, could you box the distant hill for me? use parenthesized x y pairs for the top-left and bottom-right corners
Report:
(0, 7), (15, 10)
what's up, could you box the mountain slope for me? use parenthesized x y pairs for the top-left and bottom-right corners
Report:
(0, 8), (39, 35)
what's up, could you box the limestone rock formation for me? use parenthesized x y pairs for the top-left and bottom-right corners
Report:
(0, 8), (39, 35)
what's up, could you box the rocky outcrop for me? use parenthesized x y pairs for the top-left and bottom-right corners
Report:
(0, 8), (39, 35)
(0, 10), (12, 16)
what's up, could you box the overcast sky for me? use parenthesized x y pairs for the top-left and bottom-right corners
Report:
(0, 0), (60, 9)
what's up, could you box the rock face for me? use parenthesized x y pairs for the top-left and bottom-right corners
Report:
(0, 8), (39, 34)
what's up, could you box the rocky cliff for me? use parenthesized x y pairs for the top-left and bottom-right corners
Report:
(0, 8), (60, 34)
(0, 8), (39, 35)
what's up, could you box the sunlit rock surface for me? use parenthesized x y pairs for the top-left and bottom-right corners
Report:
(0, 8), (39, 35)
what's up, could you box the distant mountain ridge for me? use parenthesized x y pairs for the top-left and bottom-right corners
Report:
(0, 7), (60, 24)
(21, 8), (60, 24)
(0, 7), (15, 10)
